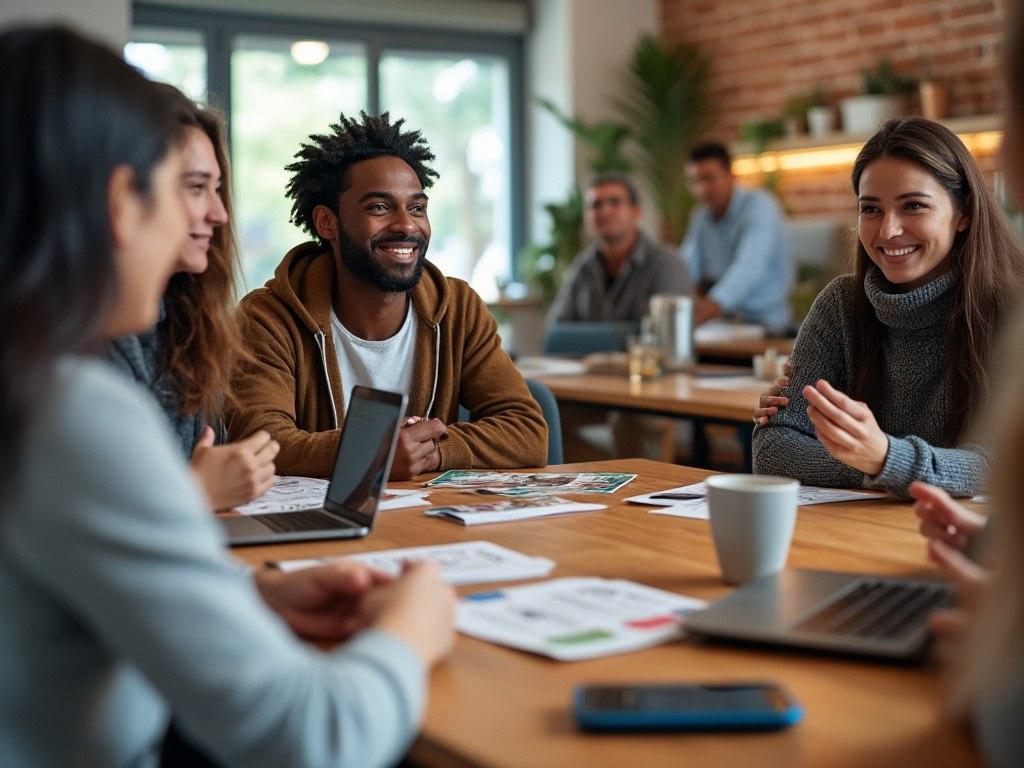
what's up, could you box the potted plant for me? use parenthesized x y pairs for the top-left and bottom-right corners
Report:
(782, 93), (813, 136)
(741, 118), (786, 154)
(614, 34), (711, 243)
(806, 86), (834, 137)
(740, 118), (786, 197)
(841, 59), (916, 133)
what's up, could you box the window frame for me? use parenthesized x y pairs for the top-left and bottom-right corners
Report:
(132, 2), (526, 279)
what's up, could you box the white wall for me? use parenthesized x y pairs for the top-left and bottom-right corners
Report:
(525, 0), (661, 244)
(0, 0), (130, 49)
(524, 0), (575, 244)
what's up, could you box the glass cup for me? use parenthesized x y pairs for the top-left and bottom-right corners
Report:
(628, 334), (663, 384)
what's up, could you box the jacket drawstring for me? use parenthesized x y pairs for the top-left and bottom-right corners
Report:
(313, 329), (340, 429)
(424, 323), (440, 418)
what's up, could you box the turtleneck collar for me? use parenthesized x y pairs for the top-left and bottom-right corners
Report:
(863, 264), (957, 331)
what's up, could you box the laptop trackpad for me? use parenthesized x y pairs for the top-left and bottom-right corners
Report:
(221, 516), (275, 538)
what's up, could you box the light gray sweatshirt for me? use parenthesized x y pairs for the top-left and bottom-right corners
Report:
(0, 356), (424, 768)
(752, 268), (988, 497)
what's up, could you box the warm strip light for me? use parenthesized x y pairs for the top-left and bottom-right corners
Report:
(961, 130), (1003, 155)
(733, 129), (1003, 176)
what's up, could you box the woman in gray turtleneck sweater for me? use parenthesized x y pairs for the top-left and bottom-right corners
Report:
(753, 117), (1024, 498)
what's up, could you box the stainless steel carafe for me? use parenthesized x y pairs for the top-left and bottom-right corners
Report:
(648, 294), (695, 371)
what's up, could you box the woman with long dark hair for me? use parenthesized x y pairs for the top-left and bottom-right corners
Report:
(0, 25), (454, 768)
(752, 116), (1024, 497)
(108, 87), (277, 510)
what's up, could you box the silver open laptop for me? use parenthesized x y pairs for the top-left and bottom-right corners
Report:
(685, 569), (953, 660)
(221, 386), (407, 546)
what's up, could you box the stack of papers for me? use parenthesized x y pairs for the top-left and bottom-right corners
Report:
(425, 470), (636, 497)
(269, 541), (555, 585)
(626, 482), (887, 520)
(515, 356), (588, 378)
(457, 577), (706, 661)
(425, 496), (605, 525)
(378, 489), (431, 511)
(235, 475), (428, 515)
(694, 321), (766, 343)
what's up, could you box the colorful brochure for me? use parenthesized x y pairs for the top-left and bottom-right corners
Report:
(425, 470), (636, 496)
(457, 577), (706, 661)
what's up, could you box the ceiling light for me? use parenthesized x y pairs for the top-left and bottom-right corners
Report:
(290, 40), (329, 66)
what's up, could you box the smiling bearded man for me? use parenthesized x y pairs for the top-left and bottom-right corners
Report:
(228, 112), (546, 480)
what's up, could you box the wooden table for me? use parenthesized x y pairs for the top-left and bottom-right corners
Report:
(532, 368), (765, 469)
(533, 369), (763, 424)
(233, 459), (977, 768)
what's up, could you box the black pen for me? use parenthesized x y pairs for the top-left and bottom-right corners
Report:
(649, 492), (706, 501)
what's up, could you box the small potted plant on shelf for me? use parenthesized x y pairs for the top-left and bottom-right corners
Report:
(841, 59), (916, 133)
(806, 86), (834, 137)
(782, 93), (813, 136)
(741, 117), (786, 154)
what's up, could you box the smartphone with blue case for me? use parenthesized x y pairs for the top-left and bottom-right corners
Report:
(574, 682), (802, 732)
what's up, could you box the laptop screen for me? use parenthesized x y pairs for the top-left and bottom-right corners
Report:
(324, 387), (407, 527)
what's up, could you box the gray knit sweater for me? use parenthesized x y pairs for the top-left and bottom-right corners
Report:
(752, 267), (988, 498)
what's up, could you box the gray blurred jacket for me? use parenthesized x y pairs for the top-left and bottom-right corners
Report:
(548, 232), (691, 323)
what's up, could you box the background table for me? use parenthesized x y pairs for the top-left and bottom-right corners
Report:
(697, 336), (794, 365)
(233, 459), (977, 768)
(531, 369), (765, 468)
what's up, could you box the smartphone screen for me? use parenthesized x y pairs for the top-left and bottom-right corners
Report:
(575, 683), (801, 731)
(583, 684), (789, 712)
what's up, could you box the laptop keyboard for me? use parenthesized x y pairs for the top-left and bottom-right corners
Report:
(255, 511), (350, 533)
(793, 579), (951, 640)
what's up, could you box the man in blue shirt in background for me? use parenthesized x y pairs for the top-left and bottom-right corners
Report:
(681, 142), (794, 334)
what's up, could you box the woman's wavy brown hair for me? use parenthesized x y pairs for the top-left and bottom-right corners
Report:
(158, 86), (248, 419)
(849, 117), (1024, 445)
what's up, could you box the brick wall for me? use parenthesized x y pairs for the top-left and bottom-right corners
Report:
(660, 0), (1007, 219)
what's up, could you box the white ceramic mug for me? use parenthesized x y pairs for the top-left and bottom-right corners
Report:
(706, 474), (799, 585)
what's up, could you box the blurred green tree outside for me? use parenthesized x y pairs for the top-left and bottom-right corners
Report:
(231, 41), (367, 292)
(381, 53), (511, 298)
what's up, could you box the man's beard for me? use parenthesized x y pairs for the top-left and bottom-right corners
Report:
(338, 225), (429, 293)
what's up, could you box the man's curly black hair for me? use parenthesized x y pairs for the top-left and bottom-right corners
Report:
(285, 111), (439, 243)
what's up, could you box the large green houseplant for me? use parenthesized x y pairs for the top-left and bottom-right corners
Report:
(614, 34), (711, 244)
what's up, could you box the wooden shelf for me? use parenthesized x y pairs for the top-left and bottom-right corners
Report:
(732, 113), (1002, 176)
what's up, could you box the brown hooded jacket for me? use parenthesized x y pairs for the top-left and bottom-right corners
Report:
(227, 243), (548, 477)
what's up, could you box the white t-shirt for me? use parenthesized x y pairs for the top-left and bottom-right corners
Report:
(330, 302), (417, 411)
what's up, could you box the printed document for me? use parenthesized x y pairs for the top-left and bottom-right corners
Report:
(457, 577), (706, 661)
(269, 540), (555, 585)
(237, 475), (427, 515)
(627, 482), (886, 520)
